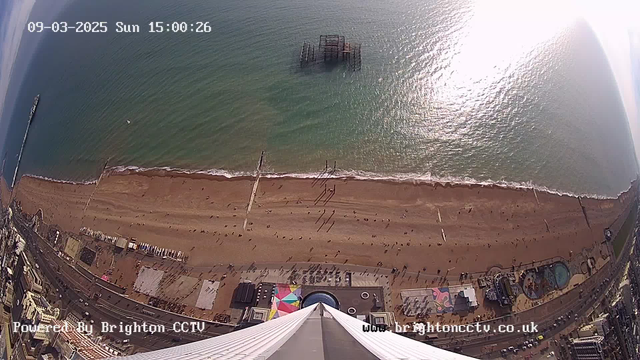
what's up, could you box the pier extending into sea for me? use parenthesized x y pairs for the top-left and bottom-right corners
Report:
(11, 95), (40, 190)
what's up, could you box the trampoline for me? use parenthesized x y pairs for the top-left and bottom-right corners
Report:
(553, 262), (571, 289)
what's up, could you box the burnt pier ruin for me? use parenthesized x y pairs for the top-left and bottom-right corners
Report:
(300, 35), (361, 71)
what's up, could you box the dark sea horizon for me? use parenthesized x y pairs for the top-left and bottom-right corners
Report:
(1, 0), (637, 198)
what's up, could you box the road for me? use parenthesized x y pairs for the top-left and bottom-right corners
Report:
(12, 212), (235, 353)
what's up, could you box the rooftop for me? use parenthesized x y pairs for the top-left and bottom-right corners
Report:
(571, 335), (604, 344)
(112, 304), (474, 360)
(51, 320), (113, 359)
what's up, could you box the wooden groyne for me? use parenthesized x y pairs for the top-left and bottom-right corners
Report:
(83, 157), (112, 212)
(243, 151), (265, 230)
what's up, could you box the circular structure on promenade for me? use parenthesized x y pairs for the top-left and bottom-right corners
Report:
(522, 261), (572, 299)
(360, 292), (370, 300)
(347, 307), (357, 315)
(553, 262), (571, 289)
(302, 291), (339, 309)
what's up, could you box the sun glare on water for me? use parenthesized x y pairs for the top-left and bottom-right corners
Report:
(400, 0), (582, 145)
(435, 0), (579, 107)
(433, 0), (640, 115)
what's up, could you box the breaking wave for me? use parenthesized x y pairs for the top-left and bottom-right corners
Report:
(20, 164), (629, 200)
(98, 165), (623, 200)
(23, 174), (97, 185)
(20, 164), (628, 200)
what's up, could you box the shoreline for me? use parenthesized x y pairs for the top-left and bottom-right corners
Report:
(17, 163), (635, 200)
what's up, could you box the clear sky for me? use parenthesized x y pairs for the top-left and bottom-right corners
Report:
(1, 0), (639, 166)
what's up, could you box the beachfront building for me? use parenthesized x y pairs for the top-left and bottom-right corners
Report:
(46, 320), (116, 360)
(589, 315), (610, 337)
(15, 291), (60, 356)
(607, 297), (637, 360)
(368, 311), (396, 330)
(570, 336), (606, 360)
(20, 291), (60, 341)
(18, 252), (42, 294)
(245, 307), (270, 325)
(111, 303), (474, 360)
(578, 324), (599, 338)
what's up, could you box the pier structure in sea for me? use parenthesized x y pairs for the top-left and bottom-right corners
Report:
(11, 94), (40, 190)
(300, 35), (361, 71)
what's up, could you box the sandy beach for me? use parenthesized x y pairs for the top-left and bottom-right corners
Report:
(12, 170), (636, 276)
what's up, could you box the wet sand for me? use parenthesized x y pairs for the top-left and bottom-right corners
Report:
(12, 170), (636, 275)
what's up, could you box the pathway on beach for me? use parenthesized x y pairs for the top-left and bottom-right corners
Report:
(243, 151), (264, 230)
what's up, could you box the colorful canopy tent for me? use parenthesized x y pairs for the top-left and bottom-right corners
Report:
(269, 284), (302, 320)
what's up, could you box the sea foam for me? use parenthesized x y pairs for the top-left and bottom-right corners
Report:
(100, 165), (623, 200)
(20, 164), (629, 201)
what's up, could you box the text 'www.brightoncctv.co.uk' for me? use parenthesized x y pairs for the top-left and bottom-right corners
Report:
(362, 322), (539, 335)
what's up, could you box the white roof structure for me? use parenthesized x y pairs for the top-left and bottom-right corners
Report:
(110, 303), (477, 360)
(463, 287), (478, 307)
